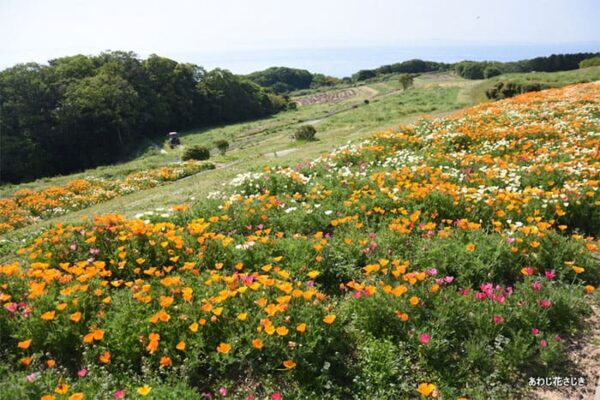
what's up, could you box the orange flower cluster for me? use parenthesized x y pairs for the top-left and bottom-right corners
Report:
(0, 161), (212, 233)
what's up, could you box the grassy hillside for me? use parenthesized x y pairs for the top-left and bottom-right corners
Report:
(0, 83), (598, 399)
(0, 73), (479, 246)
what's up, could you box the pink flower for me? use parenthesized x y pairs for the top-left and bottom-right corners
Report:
(545, 270), (556, 280)
(426, 268), (438, 276)
(459, 288), (470, 296)
(537, 299), (552, 309)
(26, 373), (38, 383)
(113, 389), (125, 399)
(271, 393), (283, 400)
(4, 302), (17, 313)
(78, 368), (88, 377)
(540, 339), (548, 348)
(353, 291), (363, 299)
(419, 333), (431, 345)
(218, 387), (228, 396)
(475, 292), (487, 300)
(245, 397), (255, 400)
(531, 281), (542, 291)
(555, 335), (562, 342)
(532, 328), (540, 335)
(444, 276), (454, 284)
(493, 315), (504, 325)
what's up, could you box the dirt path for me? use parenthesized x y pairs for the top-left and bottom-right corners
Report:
(531, 303), (600, 400)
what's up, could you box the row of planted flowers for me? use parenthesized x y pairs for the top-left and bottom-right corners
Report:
(0, 83), (598, 399)
(0, 161), (215, 234)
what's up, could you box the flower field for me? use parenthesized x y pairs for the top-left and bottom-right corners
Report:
(0, 162), (215, 234)
(0, 84), (599, 399)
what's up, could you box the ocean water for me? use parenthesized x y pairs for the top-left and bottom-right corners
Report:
(178, 43), (600, 78)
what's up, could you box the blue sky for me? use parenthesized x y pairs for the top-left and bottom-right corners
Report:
(0, 0), (598, 74)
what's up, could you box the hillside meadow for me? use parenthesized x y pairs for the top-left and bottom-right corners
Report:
(0, 83), (599, 399)
(0, 73), (477, 245)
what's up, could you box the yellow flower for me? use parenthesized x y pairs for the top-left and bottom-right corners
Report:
(409, 296), (420, 306)
(276, 326), (289, 336)
(176, 341), (186, 350)
(237, 312), (248, 321)
(55, 383), (70, 394)
(283, 359), (297, 369)
(466, 243), (475, 252)
(17, 339), (32, 349)
(69, 393), (84, 400)
(252, 338), (263, 349)
(323, 314), (336, 324)
(296, 323), (307, 333)
(307, 270), (320, 279)
(217, 342), (231, 353)
(137, 384), (152, 396)
(416, 382), (436, 397)
(572, 266), (585, 274)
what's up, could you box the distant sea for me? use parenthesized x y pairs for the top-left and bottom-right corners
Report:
(178, 43), (600, 78)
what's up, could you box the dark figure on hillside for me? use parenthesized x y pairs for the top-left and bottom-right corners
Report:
(168, 131), (181, 149)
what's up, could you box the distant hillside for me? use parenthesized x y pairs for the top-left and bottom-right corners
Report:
(246, 66), (341, 94)
(0, 51), (291, 184)
(348, 52), (600, 82)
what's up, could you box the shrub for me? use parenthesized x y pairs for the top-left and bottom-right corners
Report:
(294, 125), (317, 141)
(579, 56), (600, 68)
(214, 139), (230, 155)
(484, 65), (503, 79)
(399, 74), (414, 90)
(182, 145), (210, 161)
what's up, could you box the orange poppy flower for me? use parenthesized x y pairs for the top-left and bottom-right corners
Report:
(217, 342), (231, 353)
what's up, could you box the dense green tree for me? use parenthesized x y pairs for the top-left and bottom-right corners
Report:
(246, 67), (314, 93)
(0, 52), (288, 183)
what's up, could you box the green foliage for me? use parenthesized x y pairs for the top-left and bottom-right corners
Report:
(398, 74), (414, 90)
(455, 53), (600, 80)
(294, 125), (317, 141)
(245, 67), (338, 94)
(0, 52), (282, 184)
(214, 139), (230, 155)
(483, 65), (503, 79)
(182, 145), (210, 161)
(579, 56), (600, 68)
(454, 61), (486, 79)
(485, 81), (548, 100)
(354, 59), (449, 81)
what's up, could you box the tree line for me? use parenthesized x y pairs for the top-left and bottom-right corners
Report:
(0, 51), (289, 183)
(350, 53), (600, 82)
(245, 66), (341, 94)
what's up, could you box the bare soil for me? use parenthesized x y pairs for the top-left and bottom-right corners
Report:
(295, 88), (358, 106)
(531, 304), (600, 400)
